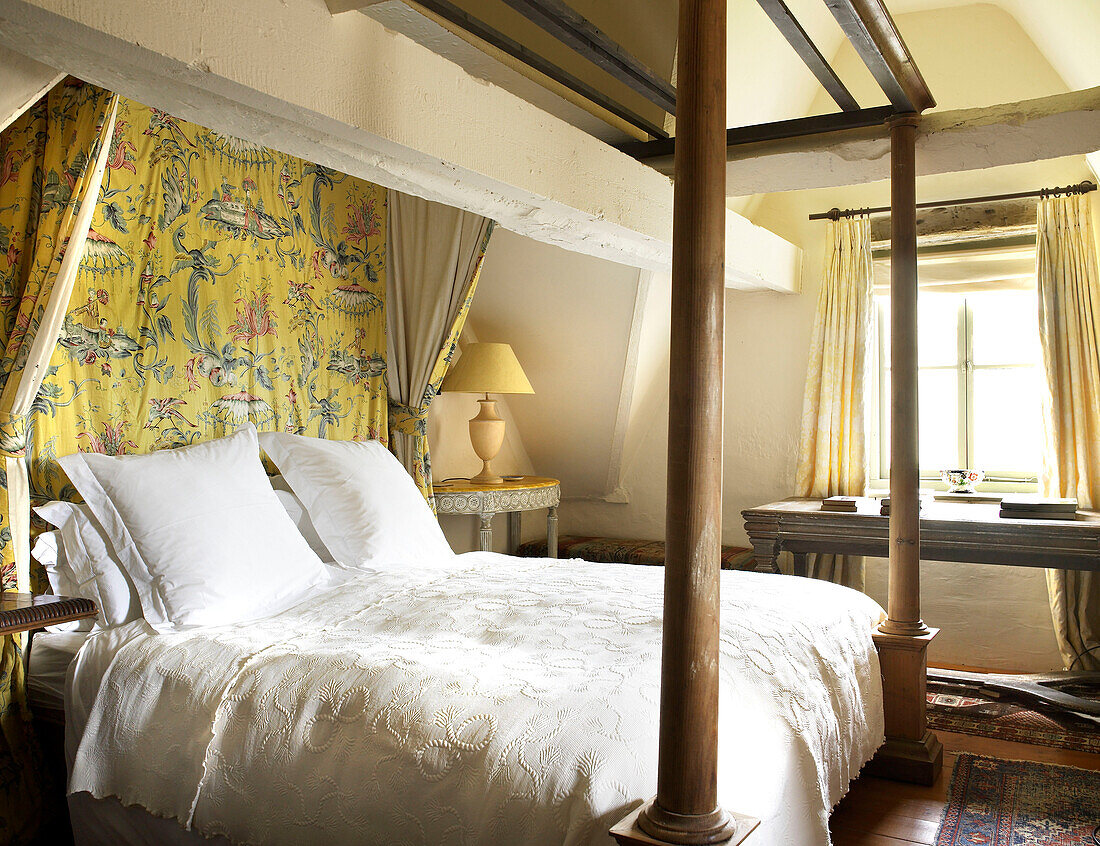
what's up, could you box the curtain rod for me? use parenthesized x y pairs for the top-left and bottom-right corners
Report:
(808, 180), (1097, 221)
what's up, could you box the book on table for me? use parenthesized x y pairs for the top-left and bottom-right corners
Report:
(999, 495), (1078, 520)
(822, 496), (858, 512)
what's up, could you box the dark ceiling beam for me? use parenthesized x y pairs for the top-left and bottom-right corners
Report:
(823, 0), (935, 113)
(756, 0), (860, 112)
(410, 0), (669, 139)
(495, 0), (677, 114)
(619, 105), (895, 175)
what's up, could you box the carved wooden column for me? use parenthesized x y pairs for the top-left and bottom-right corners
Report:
(869, 113), (943, 786)
(612, 0), (757, 842)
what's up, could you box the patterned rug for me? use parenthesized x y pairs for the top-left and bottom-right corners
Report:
(936, 754), (1100, 845)
(927, 682), (1100, 755)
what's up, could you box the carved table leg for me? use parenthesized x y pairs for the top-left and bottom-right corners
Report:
(547, 506), (559, 558)
(749, 536), (780, 574)
(507, 511), (521, 555)
(479, 512), (494, 553)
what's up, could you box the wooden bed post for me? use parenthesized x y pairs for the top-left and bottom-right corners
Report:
(869, 113), (943, 786)
(611, 0), (757, 843)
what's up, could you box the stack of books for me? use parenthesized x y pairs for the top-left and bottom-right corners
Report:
(878, 496), (929, 516)
(821, 496), (859, 512)
(999, 495), (1079, 520)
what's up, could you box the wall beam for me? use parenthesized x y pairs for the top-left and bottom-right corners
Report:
(720, 87), (1100, 196)
(0, 0), (799, 291)
(0, 43), (64, 133)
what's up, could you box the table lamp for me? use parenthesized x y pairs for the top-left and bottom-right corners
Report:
(441, 342), (533, 484)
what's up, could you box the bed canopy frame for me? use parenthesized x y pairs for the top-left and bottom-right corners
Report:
(612, 1), (938, 843)
(0, 1), (937, 843)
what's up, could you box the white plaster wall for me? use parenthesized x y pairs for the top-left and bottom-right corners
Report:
(428, 229), (642, 552)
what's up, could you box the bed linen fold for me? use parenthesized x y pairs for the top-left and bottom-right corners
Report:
(66, 553), (885, 846)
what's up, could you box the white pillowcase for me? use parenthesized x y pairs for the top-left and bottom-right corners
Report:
(33, 504), (142, 630)
(59, 425), (331, 628)
(260, 432), (454, 569)
(272, 487), (333, 562)
(31, 530), (90, 632)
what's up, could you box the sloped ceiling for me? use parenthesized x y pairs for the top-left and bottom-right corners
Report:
(362, 0), (1098, 146)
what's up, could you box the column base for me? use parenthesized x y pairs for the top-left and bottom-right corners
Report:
(866, 730), (944, 786)
(611, 799), (759, 846)
(871, 627), (943, 786)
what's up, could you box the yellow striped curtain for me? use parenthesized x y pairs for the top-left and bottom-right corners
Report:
(0, 79), (117, 844)
(385, 190), (494, 498)
(795, 215), (873, 589)
(1037, 193), (1100, 670)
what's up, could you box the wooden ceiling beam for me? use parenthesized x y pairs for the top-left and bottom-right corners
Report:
(756, 0), (860, 112)
(495, 0), (676, 115)
(324, 0), (389, 13)
(619, 106), (895, 173)
(823, 0), (935, 113)
(409, 0), (669, 138)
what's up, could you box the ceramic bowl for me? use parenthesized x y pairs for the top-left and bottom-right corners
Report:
(941, 468), (984, 493)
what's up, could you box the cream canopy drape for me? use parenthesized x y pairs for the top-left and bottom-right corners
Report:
(796, 215), (874, 589)
(385, 190), (494, 497)
(1036, 193), (1100, 671)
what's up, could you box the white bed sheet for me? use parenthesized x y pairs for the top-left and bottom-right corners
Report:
(65, 553), (886, 846)
(28, 630), (89, 712)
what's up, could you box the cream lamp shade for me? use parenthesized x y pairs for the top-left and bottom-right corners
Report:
(440, 342), (534, 395)
(441, 343), (533, 485)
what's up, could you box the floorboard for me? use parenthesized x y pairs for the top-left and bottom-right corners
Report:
(829, 732), (1100, 845)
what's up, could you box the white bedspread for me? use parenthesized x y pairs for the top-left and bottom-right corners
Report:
(66, 553), (885, 846)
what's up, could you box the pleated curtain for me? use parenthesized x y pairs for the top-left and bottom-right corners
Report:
(1036, 193), (1100, 671)
(795, 215), (874, 589)
(0, 80), (117, 842)
(385, 190), (494, 498)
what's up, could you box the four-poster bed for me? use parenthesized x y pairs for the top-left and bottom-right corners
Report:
(0, 0), (945, 843)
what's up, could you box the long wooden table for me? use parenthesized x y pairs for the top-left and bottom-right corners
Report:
(742, 497), (1100, 577)
(742, 496), (1100, 717)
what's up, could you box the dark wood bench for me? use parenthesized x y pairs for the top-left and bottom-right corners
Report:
(515, 535), (760, 570)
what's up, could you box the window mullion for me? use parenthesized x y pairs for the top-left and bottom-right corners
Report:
(959, 299), (970, 468)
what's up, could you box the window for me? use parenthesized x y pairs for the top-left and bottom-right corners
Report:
(869, 246), (1044, 490)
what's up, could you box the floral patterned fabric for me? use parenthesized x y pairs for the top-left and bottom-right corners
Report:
(0, 79), (117, 845)
(26, 95), (389, 514)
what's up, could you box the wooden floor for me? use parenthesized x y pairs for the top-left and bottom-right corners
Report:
(829, 729), (1100, 845)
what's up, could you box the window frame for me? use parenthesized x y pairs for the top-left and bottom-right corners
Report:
(867, 289), (1042, 495)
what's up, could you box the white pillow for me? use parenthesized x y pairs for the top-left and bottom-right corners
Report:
(259, 433), (454, 568)
(31, 530), (93, 632)
(33, 504), (141, 630)
(58, 425), (331, 628)
(273, 487), (333, 562)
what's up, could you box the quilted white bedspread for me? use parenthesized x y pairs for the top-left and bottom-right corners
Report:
(66, 553), (885, 846)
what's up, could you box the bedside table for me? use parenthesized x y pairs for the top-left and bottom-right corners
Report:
(434, 476), (560, 557)
(0, 592), (97, 635)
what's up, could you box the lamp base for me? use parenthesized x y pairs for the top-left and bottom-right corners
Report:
(470, 462), (504, 485)
(468, 398), (506, 485)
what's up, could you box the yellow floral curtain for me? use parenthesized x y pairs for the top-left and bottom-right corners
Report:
(1037, 193), (1100, 671)
(0, 79), (117, 844)
(385, 190), (494, 497)
(27, 96), (389, 509)
(795, 215), (873, 589)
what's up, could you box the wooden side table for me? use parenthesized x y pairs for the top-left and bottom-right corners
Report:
(434, 476), (561, 556)
(0, 592), (97, 635)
